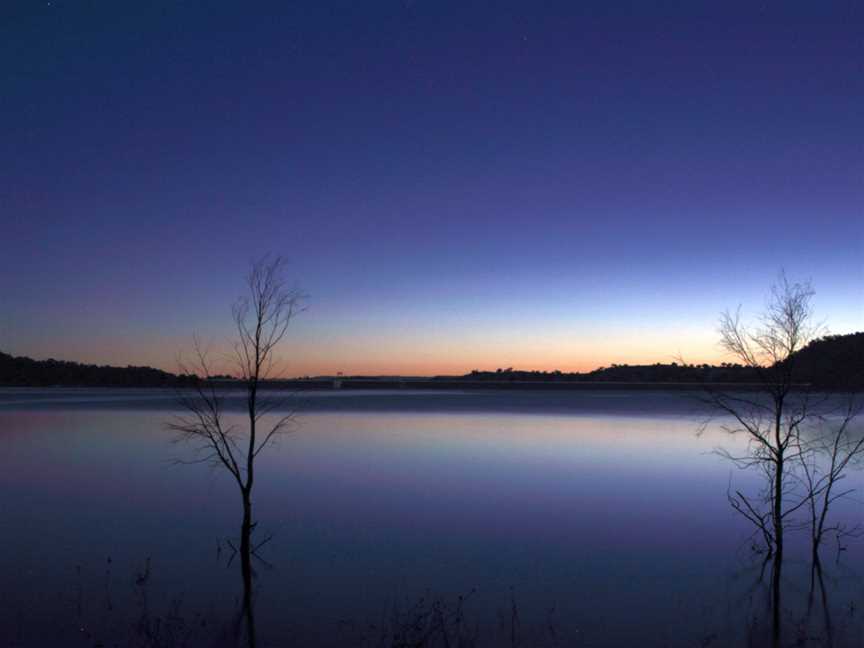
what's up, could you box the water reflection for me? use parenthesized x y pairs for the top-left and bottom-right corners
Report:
(0, 391), (861, 646)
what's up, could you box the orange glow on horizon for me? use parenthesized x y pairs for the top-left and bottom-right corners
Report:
(13, 332), (732, 379)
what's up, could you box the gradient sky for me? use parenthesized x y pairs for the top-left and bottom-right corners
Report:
(2, 1), (862, 376)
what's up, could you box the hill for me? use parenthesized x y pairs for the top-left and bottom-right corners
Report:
(792, 332), (864, 389)
(455, 332), (863, 389)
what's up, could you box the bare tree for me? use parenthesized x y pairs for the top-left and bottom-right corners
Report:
(708, 273), (819, 558)
(705, 273), (820, 646)
(168, 256), (304, 645)
(797, 397), (864, 566)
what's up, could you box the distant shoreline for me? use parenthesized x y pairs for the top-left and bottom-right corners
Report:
(0, 379), (811, 392)
(3, 332), (860, 390)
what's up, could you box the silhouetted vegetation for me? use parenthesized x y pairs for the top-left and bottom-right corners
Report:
(458, 363), (759, 383)
(790, 332), (864, 389)
(453, 332), (863, 389)
(706, 275), (820, 647)
(1, 332), (859, 390)
(170, 256), (305, 648)
(704, 275), (863, 648)
(0, 351), (197, 387)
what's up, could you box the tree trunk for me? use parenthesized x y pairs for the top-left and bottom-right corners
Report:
(239, 488), (255, 647)
(812, 533), (822, 567)
(771, 551), (782, 648)
(773, 455), (784, 559)
(771, 406), (784, 648)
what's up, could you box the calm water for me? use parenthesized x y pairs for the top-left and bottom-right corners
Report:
(0, 389), (861, 647)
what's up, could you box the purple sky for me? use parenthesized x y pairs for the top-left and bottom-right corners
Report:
(2, 1), (862, 375)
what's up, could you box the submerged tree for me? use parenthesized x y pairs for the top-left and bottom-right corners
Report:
(798, 398), (864, 565)
(705, 273), (820, 645)
(168, 256), (304, 645)
(709, 273), (819, 558)
(705, 274), (864, 647)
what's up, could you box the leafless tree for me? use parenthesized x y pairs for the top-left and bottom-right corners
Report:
(797, 397), (864, 566)
(708, 273), (819, 556)
(705, 273), (820, 645)
(168, 256), (304, 646)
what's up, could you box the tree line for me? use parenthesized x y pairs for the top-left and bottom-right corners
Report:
(0, 351), (199, 387)
(459, 332), (863, 389)
(3, 332), (859, 389)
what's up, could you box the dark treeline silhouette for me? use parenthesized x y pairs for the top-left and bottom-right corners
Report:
(456, 332), (864, 389)
(788, 332), (864, 389)
(0, 350), (199, 387)
(1, 331), (860, 389)
(459, 363), (759, 383)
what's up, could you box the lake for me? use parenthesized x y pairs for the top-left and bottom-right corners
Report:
(1, 388), (861, 647)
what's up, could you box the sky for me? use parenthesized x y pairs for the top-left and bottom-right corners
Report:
(1, 1), (862, 376)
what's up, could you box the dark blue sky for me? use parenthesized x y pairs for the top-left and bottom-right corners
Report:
(2, 1), (862, 374)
